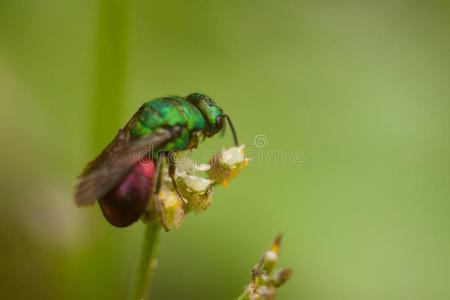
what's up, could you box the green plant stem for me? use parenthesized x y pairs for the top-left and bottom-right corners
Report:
(237, 292), (251, 300)
(92, 0), (131, 151)
(128, 221), (162, 300)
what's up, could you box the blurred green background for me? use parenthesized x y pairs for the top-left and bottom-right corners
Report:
(0, 0), (449, 299)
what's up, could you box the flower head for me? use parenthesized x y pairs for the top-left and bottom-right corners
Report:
(145, 145), (248, 230)
(208, 144), (249, 186)
(158, 184), (185, 230)
(175, 157), (214, 214)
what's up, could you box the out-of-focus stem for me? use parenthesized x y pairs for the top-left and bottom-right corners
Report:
(91, 0), (131, 151)
(128, 221), (161, 300)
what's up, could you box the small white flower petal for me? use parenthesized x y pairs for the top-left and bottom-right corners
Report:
(221, 144), (246, 166)
(183, 175), (212, 192)
(176, 157), (210, 176)
(196, 164), (210, 171)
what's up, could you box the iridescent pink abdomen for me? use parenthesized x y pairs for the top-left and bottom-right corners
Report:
(99, 160), (156, 227)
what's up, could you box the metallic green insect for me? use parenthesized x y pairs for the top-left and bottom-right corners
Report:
(74, 93), (238, 230)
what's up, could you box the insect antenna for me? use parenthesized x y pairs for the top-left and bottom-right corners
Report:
(223, 114), (239, 146)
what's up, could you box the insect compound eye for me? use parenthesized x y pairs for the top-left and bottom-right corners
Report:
(215, 115), (224, 131)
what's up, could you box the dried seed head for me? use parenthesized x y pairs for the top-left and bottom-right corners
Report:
(238, 235), (292, 300)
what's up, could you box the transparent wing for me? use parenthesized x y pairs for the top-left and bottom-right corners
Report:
(74, 127), (171, 206)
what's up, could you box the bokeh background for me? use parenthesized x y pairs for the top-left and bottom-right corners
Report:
(0, 0), (449, 299)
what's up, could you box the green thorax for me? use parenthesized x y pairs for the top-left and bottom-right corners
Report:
(130, 97), (205, 152)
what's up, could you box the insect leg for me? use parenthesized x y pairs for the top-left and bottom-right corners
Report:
(153, 153), (170, 232)
(167, 153), (187, 207)
(189, 132), (199, 149)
